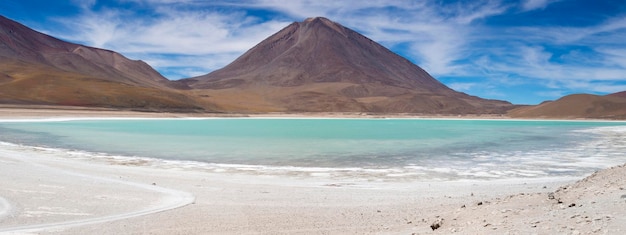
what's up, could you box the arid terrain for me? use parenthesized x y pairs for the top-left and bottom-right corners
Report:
(0, 109), (624, 234)
(509, 93), (626, 119)
(1, 7), (626, 235)
(2, 15), (625, 119)
(183, 17), (512, 114)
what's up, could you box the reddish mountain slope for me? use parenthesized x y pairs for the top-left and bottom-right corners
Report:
(0, 15), (204, 111)
(183, 17), (512, 114)
(608, 91), (626, 98)
(509, 93), (626, 119)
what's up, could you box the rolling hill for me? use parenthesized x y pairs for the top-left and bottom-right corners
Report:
(509, 92), (626, 119)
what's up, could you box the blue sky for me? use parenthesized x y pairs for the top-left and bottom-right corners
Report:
(1, 0), (625, 104)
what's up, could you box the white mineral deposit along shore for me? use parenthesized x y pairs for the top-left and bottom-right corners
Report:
(0, 143), (194, 234)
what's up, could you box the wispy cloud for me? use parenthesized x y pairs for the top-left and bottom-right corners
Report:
(453, 10), (626, 103)
(23, 0), (625, 103)
(52, 1), (290, 78)
(252, 0), (508, 76)
(521, 0), (551, 11)
(448, 82), (478, 92)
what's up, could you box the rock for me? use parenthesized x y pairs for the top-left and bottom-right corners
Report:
(548, 192), (555, 200)
(430, 218), (444, 231)
(477, 201), (483, 206)
(620, 194), (626, 199)
(568, 203), (576, 207)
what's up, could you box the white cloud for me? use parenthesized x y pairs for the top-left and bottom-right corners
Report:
(598, 48), (626, 68)
(37, 0), (625, 100)
(448, 82), (478, 92)
(46, 0), (516, 80)
(60, 9), (289, 55)
(53, 0), (492, 78)
(465, 13), (626, 97)
(521, 0), (550, 11)
(251, 0), (508, 76)
(536, 90), (566, 99)
(449, 0), (509, 24)
(50, 2), (290, 79)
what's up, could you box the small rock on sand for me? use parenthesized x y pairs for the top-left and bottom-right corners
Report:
(430, 218), (444, 231)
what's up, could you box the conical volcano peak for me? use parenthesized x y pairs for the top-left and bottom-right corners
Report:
(300, 16), (347, 35)
(184, 16), (513, 113)
(187, 16), (451, 90)
(303, 16), (332, 23)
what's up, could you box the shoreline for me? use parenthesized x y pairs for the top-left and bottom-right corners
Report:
(2, 105), (626, 122)
(0, 108), (625, 234)
(0, 140), (586, 187)
(1, 138), (624, 234)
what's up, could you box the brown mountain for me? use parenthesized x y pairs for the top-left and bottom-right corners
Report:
(608, 91), (626, 98)
(509, 92), (626, 119)
(183, 17), (512, 114)
(0, 15), (204, 111)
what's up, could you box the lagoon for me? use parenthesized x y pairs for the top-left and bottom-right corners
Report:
(1, 118), (625, 180)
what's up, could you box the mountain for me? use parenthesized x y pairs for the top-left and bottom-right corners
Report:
(183, 17), (513, 114)
(608, 91), (626, 98)
(509, 92), (626, 119)
(0, 15), (514, 114)
(0, 15), (204, 111)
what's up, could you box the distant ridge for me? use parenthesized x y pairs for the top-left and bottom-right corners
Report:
(509, 92), (626, 119)
(608, 91), (626, 98)
(183, 17), (513, 114)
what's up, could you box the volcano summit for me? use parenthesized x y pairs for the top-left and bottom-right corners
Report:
(184, 17), (512, 114)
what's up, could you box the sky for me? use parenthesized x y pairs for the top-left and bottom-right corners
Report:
(1, 0), (625, 104)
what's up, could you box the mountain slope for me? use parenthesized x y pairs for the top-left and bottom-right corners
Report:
(608, 91), (626, 98)
(183, 17), (512, 114)
(0, 15), (204, 111)
(509, 93), (626, 119)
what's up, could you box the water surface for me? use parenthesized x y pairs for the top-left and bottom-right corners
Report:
(1, 118), (625, 180)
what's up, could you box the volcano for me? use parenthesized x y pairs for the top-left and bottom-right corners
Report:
(183, 17), (512, 114)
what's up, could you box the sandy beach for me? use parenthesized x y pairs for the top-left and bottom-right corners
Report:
(0, 107), (625, 234)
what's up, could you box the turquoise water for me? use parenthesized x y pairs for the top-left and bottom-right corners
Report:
(1, 118), (625, 180)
